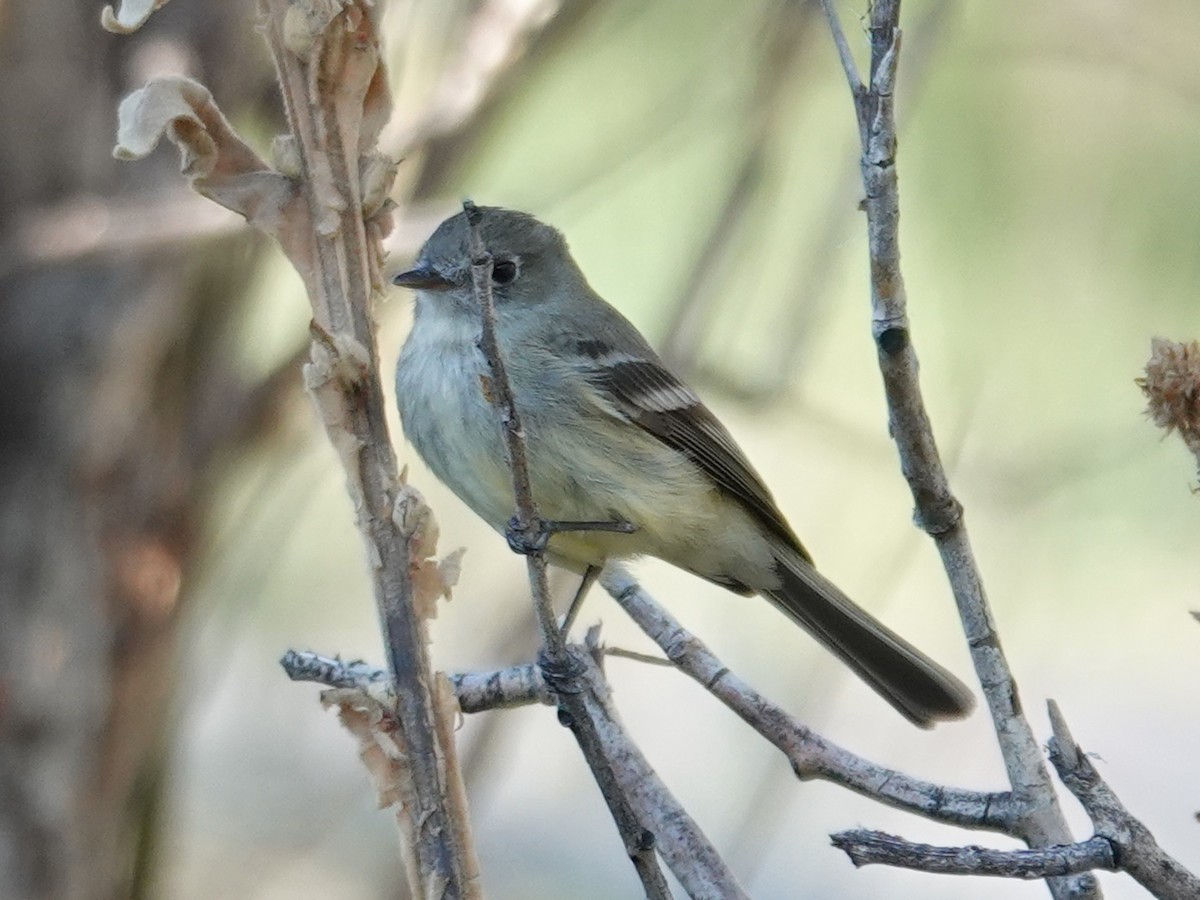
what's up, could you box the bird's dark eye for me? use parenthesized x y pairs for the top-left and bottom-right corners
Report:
(492, 259), (518, 285)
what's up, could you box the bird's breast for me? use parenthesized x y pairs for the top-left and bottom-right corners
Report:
(395, 314), (515, 527)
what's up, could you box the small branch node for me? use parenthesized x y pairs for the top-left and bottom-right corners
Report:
(536, 645), (588, 696)
(910, 495), (963, 536)
(871, 27), (902, 95)
(876, 325), (909, 355)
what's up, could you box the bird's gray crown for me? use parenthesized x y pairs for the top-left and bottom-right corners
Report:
(418, 206), (569, 272)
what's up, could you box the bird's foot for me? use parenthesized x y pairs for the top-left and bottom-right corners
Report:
(559, 564), (602, 640)
(504, 516), (550, 555)
(503, 516), (635, 556)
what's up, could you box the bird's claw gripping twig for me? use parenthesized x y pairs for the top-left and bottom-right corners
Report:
(504, 515), (636, 556)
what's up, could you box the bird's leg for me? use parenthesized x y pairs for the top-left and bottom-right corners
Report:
(559, 564), (601, 639)
(502, 517), (631, 637)
(503, 515), (636, 556)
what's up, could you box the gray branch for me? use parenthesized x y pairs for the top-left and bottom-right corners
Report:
(260, 6), (481, 892)
(600, 566), (1014, 831)
(570, 647), (750, 899)
(811, 4), (1200, 898)
(822, 702), (1200, 899)
(463, 202), (744, 900)
(281, 650), (392, 690)
(281, 649), (553, 713)
(831, 831), (1115, 879)
(1048, 702), (1200, 900)
(817, 3), (1098, 898)
(112, 3), (483, 893)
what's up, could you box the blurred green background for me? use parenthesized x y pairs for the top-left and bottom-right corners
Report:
(173, 2), (1200, 898)
(5, 1), (1199, 898)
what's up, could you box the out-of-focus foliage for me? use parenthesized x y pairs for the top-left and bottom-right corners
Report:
(157, 1), (1200, 898)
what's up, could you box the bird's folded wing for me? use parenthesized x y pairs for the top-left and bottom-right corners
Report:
(577, 345), (810, 561)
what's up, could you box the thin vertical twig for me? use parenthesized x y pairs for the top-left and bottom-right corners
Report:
(114, 50), (484, 900)
(462, 200), (561, 647)
(818, 0), (864, 94)
(818, 3), (1098, 898)
(462, 200), (745, 899)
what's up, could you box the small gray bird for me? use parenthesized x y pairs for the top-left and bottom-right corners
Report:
(393, 206), (974, 727)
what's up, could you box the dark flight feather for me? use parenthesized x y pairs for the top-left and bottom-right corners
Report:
(582, 352), (811, 561)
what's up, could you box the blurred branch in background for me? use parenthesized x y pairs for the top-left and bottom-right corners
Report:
(651, 0), (954, 401)
(0, 0), (586, 896)
(393, 0), (604, 192)
(0, 4), (274, 898)
(658, 0), (816, 376)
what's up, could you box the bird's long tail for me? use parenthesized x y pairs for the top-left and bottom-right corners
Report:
(764, 550), (975, 728)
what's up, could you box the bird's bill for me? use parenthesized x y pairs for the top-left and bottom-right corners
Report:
(391, 265), (455, 291)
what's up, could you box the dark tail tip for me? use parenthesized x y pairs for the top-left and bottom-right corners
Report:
(767, 556), (975, 728)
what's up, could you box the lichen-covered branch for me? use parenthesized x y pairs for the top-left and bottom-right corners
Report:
(824, 703), (1200, 898)
(282, 649), (553, 712)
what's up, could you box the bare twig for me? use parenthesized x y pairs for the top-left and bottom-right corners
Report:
(818, 4), (1098, 897)
(285, 637), (743, 897)
(600, 566), (1014, 831)
(281, 650), (392, 690)
(463, 201), (743, 899)
(768, 1), (954, 397)
(568, 647), (743, 898)
(824, 703), (1200, 897)
(257, 6), (482, 895)
(831, 831), (1115, 879)
(604, 647), (675, 668)
(818, 0), (863, 97)
(461, 199), (566, 651)
(1047, 702), (1200, 900)
(448, 666), (553, 713)
(282, 648), (553, 712)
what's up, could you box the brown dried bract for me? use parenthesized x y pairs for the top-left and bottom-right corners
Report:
(1138, 338), (1200, 456)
